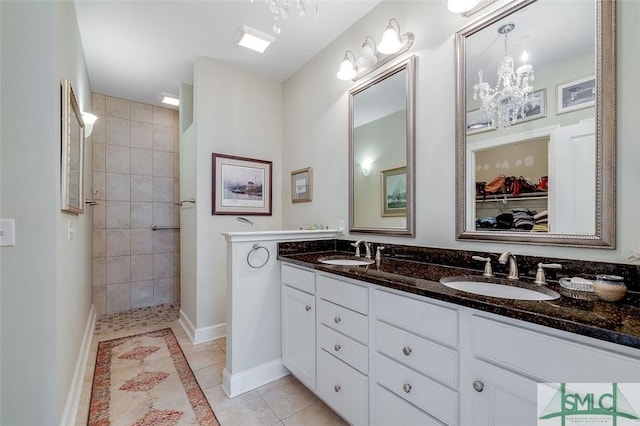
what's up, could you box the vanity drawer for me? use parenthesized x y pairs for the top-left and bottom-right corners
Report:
(374, 320), (458, 388)
(318, 324), (368, 374)
(374, 289), (458, 347)
(375, 354), (458, 426)
(472, 315), (640, 382)
(372, 384), (443, 426)
(281, 264), (315, 294)
(318, 298), (368, 344)
(317, 349), (368, 426)
(317, 275), (368, 315)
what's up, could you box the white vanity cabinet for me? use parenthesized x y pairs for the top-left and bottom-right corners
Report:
(466, 315), (640, 426)
(281, 264), (316, 389)
(280, 263), (640, 426)
(316, 274), (370, 425)
(372, 289), (460, 426)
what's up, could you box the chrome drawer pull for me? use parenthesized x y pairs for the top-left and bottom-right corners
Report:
(334, 344), (341, 352)
(403, 383), (412, 393)
(334, 316), (341, 323)
(305, 305), (312, 311)
(473, 380), (484, 392)
(402, 346), (412, 356)
(334, 385), (342, 392)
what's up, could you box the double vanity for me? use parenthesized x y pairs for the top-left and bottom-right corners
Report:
(278, 239), (640, 425)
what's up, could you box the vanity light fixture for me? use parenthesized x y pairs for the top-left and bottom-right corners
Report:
(336, 18), (414, 81)
(234, 25), (275, 53)
(81, 112), (98, 138)
(361, 159), (373, 177)
(336, 51), (357, 81)
(251, 0), (319, 34)
(161, 94), (180, 107)
(473, 22), (534, 128)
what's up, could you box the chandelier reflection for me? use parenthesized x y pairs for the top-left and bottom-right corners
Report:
(473, 23), (534, 128)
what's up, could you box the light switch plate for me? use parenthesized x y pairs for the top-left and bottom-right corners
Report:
(0, 219), (16, 246)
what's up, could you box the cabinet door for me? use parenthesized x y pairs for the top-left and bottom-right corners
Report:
(282, 285), (316, 389)
(470, 359), (539, 426)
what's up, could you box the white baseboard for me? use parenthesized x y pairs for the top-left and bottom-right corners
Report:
(60, 305), (96, 426)
(179, 309), (226, 345)
(222, 360), (290, 398)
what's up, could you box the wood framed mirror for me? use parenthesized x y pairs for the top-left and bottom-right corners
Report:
(455, 0), (615, 248)
(349, 55), (416, 236)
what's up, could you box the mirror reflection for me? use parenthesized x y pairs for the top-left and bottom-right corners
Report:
(350, 56), (415, 236)
(456, 0), (615, 247)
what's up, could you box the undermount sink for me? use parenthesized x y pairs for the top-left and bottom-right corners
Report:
(318, 256), (375, 266)
(440, 276), (560, 301)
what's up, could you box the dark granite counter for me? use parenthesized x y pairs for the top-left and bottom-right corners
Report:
(278, 244), (640, 350)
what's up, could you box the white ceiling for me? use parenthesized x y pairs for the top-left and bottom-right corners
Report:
(75, 0), (381, 108)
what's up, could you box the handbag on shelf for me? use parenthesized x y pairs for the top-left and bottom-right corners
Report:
(484, 174), (506, 194)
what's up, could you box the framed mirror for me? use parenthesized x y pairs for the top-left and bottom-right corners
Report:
(455, 0), (615, 248)
(349, 55), (416, 236)
(61, 79), (85, 214)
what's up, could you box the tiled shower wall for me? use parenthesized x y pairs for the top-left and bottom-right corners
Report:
(91, 93), (180, 315)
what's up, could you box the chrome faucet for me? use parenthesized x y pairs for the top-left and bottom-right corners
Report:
(498, 251), (519, 280)
(351, 240), (372, 259)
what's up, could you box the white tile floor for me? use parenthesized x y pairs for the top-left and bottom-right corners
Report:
(76, 308), (348, 425)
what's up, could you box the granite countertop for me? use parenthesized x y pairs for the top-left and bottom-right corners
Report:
(278, 250), (640, 350)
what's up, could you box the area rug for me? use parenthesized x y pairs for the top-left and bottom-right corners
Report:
(88, 328), (219, 425)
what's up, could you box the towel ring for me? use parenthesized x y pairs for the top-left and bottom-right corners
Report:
(247, 243), (270, 269)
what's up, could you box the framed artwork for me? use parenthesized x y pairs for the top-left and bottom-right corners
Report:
(291, 167), (312, 203)
(466, 109), (496, 135)
(381, 166), (407, 217)
(61, 79), (85, 214)
(212, 153), (272, 215)
(514, 88), (546, 124)
(557, 75), (596, 114)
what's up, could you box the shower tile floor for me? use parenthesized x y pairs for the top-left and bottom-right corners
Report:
(77, 304), (347, 425)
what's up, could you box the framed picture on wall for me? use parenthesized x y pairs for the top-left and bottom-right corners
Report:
(212, 153), (272, 215)
(466, 109), (496, 135)
(557, 75), (596, 114)
(381, 166), (407, 217)
(60, 79), (85, 214)
(291, 167), (312, 203)
(514, 88), (546, 124)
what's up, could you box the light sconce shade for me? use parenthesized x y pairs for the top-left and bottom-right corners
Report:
(81, 112), (98, 138)
(337, 51), (357, 81)
(378, 18), (403, 55)
(356, 36), (378, 70)
(361, 158), (373, 176)
(234, 25), (275, 53)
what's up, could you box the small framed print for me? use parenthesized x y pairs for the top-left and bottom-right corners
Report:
(381, 166), (407, 217)
(514, 88), (546, 124)
(291, 167), (312, 203)
(466, 109), (496, 135)
(557, 75), (596, 114)
(212, 153), (272, 215)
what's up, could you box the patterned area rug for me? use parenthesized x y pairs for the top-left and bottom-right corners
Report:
(88, 328), (219, 425)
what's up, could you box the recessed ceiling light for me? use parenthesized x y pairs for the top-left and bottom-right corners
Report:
(234, 25), (275, 54)
(161, 94), (180, 107)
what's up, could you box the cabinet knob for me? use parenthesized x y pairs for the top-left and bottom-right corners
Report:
(334, 316), (341, 323)
(473, 380), (484, 392)
(403, 383), (412, 393)
(334, 385), (342, 393)
(305, 305), (312, 311)
(334, 344), (341, 352)
(402, 346), (412, 356)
